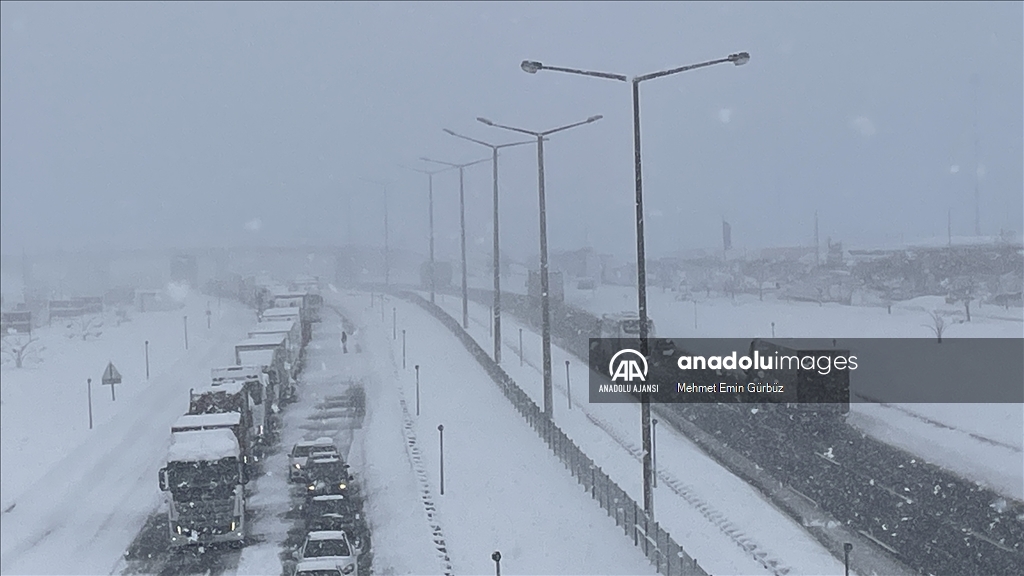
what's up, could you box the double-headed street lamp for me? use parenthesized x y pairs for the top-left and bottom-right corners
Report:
(420, 156), (490, 330)
(520, 51), (750, 517)
(442, 129), (534, 364)
(401, 164), (455, 304)
(477, 114), (603, 418)
(359, 176), (392, 286)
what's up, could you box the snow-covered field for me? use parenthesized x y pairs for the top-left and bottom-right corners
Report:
(0, 292), (255, 574)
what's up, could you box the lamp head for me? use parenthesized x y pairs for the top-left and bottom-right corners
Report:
(476, 117), (494, 126)
(586, 115), (603, 123)
(521, 60), (543, 74)
(729, 52), (751, 66)
(442, 128), (456, 136)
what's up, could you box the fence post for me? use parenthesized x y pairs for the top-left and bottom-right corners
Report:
(634, 502), (639, 546)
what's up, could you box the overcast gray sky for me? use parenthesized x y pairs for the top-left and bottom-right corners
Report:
(1, 1), (1021, 261)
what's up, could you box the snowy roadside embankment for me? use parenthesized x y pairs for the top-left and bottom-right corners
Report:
(0, 295), (253, 575)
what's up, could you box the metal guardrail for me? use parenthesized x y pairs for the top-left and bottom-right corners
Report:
(398, 290), (710, 576)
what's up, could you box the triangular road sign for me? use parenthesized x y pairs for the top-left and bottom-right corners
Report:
(102, 362), (122, 385)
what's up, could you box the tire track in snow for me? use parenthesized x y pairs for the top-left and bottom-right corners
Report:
(398, 396), (455, 576)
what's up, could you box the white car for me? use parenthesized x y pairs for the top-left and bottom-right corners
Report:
(290, 437), (337, 482)
(293, 557), (347, 576)
(294, 531), (359, 575)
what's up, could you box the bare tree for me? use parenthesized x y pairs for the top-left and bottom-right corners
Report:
(946, 276), (977, 322)
(2, 333), (45, 368)
(924, 311), (947, 343)
(66, 315), (103, 341)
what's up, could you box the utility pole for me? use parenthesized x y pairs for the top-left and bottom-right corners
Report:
(971, 73), (981, 236)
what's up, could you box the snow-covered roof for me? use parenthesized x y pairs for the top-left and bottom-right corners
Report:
(211, 365), (263, 382)
(295, 558), (345, 573)
(296, 437), (335, 448)
(235, 334), (286, 348)
(167, 429), (239, 462)
(248, 320), (296, 335)
(237, 349), (276, 366)
(306, 530), (349, 542)
(191, 381), (245, 396)
(172, 412), (242, 430)
(273, 291), (308, 299)
(310, 455), (341, 464)
(261, 307), (301, 318)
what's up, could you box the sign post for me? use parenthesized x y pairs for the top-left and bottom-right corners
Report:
(144, 340), (150, 380)
(87, 378), (93, 429)
(102, 362), (122, 401)
(183, 315), (189, 350)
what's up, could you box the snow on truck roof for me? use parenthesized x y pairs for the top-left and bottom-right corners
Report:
(261, 306), (301, 316)
(172, 412), (242, 430)
(236, 334), (287, 347)
(237, 349), (276, 365)
(191, 381), (245, 396)
(212, 365), (263, 381)
(248, 320), (296, 333)
(168, 429), (239, 462)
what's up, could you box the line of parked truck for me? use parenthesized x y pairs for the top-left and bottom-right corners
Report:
(156, 280), (320, 550)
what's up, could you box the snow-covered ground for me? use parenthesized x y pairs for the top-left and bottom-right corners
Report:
(333, 289), (660, 575)
(428, 291), (857, 576)
(0, 292), (255, 574)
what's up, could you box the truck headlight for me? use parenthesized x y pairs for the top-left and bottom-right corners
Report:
(230, 521), (236, 531)
(294, 463), (301, 469)
(342, 565), (355, 575)
(339, 483), (346, 490)
(307, 484), (315, 491)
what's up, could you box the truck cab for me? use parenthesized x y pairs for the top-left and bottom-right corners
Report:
(159, 429), (248, 547)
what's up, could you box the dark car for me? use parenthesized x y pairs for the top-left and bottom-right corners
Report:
(304, 456), (356, 502)
(305, 495), (370, 555)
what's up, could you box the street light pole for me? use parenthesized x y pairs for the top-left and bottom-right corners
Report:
(359, 177), (392, 286)
(442, 129), (533, 364)
(520, 51), (750, 517)
(401, 165), (453, 304)
(477, 114), (603, 418)
(420, 156), (490, 330)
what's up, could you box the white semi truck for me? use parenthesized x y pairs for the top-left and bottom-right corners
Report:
(159, 429), (248, 547)
(247, 320), (302, 376)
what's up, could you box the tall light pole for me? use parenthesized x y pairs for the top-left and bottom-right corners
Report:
(520, 51), (750, 517)
(359, 177), (392, 286)
(401, 165), (455, 304)
(442, 128), (533, 364)
(420, 156), (490, 329)
(477, 114), (603, 418)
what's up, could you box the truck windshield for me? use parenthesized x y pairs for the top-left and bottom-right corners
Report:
(304, 538), (351, 558)
(166, 458), (240, 498)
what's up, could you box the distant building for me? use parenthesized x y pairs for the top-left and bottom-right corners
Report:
(170, 254), (199, 288)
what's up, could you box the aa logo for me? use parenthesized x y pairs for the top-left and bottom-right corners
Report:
(609, 349), (648, 382)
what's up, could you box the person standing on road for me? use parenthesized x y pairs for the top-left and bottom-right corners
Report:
(341, 330), (348, 353)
